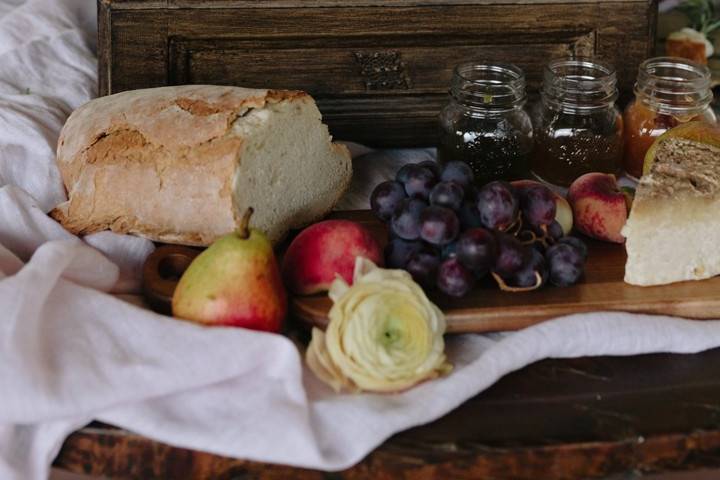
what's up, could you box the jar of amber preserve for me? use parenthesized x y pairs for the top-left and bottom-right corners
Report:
(438, 62), (532, 185)
(623, 57), (716, 179)
(531, 58), (623, 187)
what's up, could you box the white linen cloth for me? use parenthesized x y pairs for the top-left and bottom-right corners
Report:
(2, 1), (720, 479)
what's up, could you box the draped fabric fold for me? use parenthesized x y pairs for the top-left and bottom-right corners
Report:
(2, 2), (720, 479)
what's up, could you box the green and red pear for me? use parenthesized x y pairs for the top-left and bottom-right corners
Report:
(172, 208), (286, 332)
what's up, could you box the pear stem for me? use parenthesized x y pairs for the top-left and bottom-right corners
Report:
(237, 207), (254, 239)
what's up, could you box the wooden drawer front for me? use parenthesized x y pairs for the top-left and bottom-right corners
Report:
(171, 36), (596, 94)
(101, 2), (656, 147)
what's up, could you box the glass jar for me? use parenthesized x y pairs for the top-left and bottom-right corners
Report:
(622, 57), (716, 179)
(530, 58), (623, 187)
(438, 62), (533, 186)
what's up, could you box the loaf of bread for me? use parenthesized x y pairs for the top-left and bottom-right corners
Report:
(51, 85), (352, 246)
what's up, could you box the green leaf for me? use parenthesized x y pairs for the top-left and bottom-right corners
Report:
(677, 0), (719, 32)
(703, 18), (720, 35)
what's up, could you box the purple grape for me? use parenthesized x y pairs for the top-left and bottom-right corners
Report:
(390, 198), (427, 240)
(419, 206), (460, 246)
(395, 163), (415, 184)
(440, 161), (474, 188)
(437, 258), (475, 297)
(401, 165), (437, 200)
(477, 181), (519, 231)
(456, 228), (497, 273)
(493, 233), (529, 277)
(508, 248), (548, 287)
(518, 183), (556, 229)
(370, 180), (406, 222)
(429, 181), (464, 211)
(547, 220), (564, 241)
(418, 160), (442, 178)
(440, 160), (474, 188)
(384, 238), (424, 269)
(557, 236), (588, 261)
(546, 243), (584, 287)
(406, 250), (441, 289)
(458, 201), (483, 229)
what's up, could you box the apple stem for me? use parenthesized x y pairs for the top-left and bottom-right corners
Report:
(238, 207), (254, 239)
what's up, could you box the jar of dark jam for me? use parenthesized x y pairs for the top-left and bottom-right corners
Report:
(530, 58), (623, 187)
(438, 62), (532, 185)
(623, 57), (716, 179)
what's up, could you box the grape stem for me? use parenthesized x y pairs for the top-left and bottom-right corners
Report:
(536, 224), (551, 249)
(505, 212), (523, 236)
(517, 228), (552, 249)
(491, 271), (543, 292)
(518, 230), (537, 244)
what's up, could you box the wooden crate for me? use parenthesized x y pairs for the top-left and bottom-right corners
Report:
(98, 0), (658, 147)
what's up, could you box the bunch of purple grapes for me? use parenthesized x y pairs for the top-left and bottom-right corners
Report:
(370, 160), (587, 297)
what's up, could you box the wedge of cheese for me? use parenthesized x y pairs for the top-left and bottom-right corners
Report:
(623, 137), (720, 286)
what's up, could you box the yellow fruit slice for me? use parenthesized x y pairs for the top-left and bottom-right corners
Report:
(643, 121), (720, 176)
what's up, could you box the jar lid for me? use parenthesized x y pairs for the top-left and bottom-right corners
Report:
(450, 62), (527, 111)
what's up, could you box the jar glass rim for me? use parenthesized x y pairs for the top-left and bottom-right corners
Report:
(637, 56), (711, 89)
(450, 62), (527, 111)
(544, 57), (617, 90)
(454, 62), (525, 86)
(634, 56), (713, 114)
(541, 57), (618, 113)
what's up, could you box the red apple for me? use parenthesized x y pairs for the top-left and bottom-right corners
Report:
(567, 173), (628, 243)
(282, 220), (383, 295)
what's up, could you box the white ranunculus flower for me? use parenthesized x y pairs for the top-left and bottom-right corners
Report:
(306, 257), (451, 393)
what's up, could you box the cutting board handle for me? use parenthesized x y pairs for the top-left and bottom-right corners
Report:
(142, 245), (200, 314)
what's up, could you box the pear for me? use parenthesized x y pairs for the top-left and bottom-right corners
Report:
(172, 208), (287, 333)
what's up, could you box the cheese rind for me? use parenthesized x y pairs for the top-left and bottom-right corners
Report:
(623, 137), (720, 286)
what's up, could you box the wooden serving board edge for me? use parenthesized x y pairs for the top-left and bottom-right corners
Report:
(292, 296), (720, 334)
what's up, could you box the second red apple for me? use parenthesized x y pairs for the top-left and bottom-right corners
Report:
(568, 173), (629, 244)
(282, 220), (383, 295)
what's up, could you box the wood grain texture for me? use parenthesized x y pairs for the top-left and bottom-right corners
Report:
(54, 348), (720, 479)
(98, 0), (657, 146)
(105, 0), (652, 9)
(97, 0), (112, 96)
(293, 211), (720, 333)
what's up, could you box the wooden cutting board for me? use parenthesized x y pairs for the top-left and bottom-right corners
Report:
(142, 210), (720, 333)
(292, 211), (720, 333)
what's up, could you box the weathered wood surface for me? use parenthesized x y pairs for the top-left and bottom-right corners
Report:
(54, 348), (720, 479)
(293, 211), (720, 333)
(102, 0), (652, 8)
(98, 0), (657, 147)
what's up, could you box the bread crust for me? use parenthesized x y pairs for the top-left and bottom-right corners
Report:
(51, 85), (345, 246)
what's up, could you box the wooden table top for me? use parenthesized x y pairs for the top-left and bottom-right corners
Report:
(54, 347), (720, 480)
